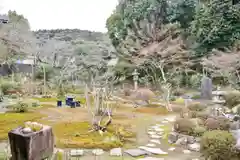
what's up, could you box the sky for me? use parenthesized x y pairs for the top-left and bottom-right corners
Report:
(0, 0), (118, 32)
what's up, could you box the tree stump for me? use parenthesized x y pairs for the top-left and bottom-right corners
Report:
(8, 125), (54, 160)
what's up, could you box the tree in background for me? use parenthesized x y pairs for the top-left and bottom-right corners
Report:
(0, 11), (36, 63)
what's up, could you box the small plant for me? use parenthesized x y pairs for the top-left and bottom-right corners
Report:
(24, 122), (43, 132)
(7, 101), (29, 113)
(200, 130), (239, 160)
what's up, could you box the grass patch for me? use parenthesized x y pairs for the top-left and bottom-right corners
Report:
(172, 97), (185, 105)
(134, 107), (168, 115)
(45, 121), (135, 150)
(0, 112), (44, 140)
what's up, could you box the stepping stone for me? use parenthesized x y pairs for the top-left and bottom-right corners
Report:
(168, 147), (175, 151)
(147, 131), (156, 135)
(70, 149), (84, 157)
(150, 139), (161, 144)
(155, 128), (164, 132)
(110, 148), (122, 156)
(162, 120), (168, 124)
(137, 157), (165, 160)
(139, 146), (168, 155)
(150, 135), (162, 139)
(124, 148), (149, 157)
(156, 124), (164, 127)
(146, 143), (156, 147)
(183, 150), (191, 154)
(92, 149), (104, 156)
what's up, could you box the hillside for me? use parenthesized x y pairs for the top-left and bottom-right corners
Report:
(34, 29), (116, 67)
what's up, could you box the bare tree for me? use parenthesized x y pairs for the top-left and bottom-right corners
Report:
(84, 84), (114, 135)
(202, 49), (240, 88)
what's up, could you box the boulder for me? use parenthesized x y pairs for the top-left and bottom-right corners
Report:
(168, 132), (178, 144)
(188, 143), (200, 152)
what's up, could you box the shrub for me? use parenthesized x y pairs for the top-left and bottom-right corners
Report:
(223, 91), (240, 109)
(193, 126), (206, 137)
(205, 117), (230, 131)
(0, 81), (18, 95)
(200, 130), (238, 160)
(172, 88), (185, 96)
(174, 118), (195, 135)
(9, 94), (18, 99)
(187, 102), (206, 112)
(7, 101), (29, 113)
(196, 111), (210, 121)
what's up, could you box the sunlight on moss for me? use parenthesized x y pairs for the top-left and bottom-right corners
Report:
(0, 112), (44, 140)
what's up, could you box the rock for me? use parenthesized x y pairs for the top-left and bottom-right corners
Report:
(156, 124), (164, 127)
(183, 150), (191, 154)
(146, 143), (156, 147)
(155, 128), (164, 132)
(110, 148), (122, 156)
(164, 117), (176, 122)
(176, 137), (188, 146)
(201, 76), (212, 100)
(195, 137), (201, 143)
(168, 132), (178, 144)
(150, 139), (161, 144)
(137, 157), (165, 160)
(150, 135), (162, 139)
(70, 149), (84, 157)
(92, 149), (104, 156)
(168, 147), (175, 151)
(235, 138), (240, 150)
(139, 146), (168, 155)
(22, 127), (32, 134)
(178, 134), (196, 144)
(124, 148), (149, 157)
(230, 121), (240, 130)
(188, 143), (200, 152)
(162, 120), (168, 124)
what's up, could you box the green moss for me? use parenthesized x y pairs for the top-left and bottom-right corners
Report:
(44, 121), (134, 150)
(0, 112), (44, 140)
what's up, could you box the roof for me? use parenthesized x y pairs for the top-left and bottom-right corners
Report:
(0, 15), (9, 21)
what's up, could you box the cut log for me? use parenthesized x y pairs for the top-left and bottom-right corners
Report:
(8, 125), (54, 160)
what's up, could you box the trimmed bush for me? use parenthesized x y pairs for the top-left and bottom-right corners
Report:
(205, 117), (230, 131)
(187, 102), (206, 112)
(196, 111), (210, 121)
(193, 126), (206, 137)
(174, 118), (196, 135)
(200, 130), (238, 160)
(223, 91), (240, 109)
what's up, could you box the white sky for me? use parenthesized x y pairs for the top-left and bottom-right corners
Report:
(0, 0), (118, 32)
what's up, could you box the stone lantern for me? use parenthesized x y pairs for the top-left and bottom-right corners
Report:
(132, 69), (140, 90)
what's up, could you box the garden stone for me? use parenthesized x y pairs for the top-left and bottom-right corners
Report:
(235, 138), (240, 150)
(188, 143), (200, 152)
(168, 147), (175, 151)
(139, 146), (168, 155)
(201, 76), (212, 100)
(146, 143), (156, 147)
(195, 137), (201, 143)
(92, 149), (104, 156)
(150, 139), (161, 144)
(22, 127), (32, 134)
(148, 131), (156, 135)
(178, 134), (196, 144)
(183, 150), (191, 154)
(164, 117), (176, 122)
(155, 128), (164, 132)
(137, 157), (165, 160)
(110, 148), (122, 156)
(124, 148), (149, 157)
(230, 121), (240, 130)
(168, 132), (178, 144)
(70, 149), (84, 157)
(176, 137), (188, 146)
